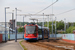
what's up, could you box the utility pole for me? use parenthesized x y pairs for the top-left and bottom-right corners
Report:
(15, 8), (17, 42)
(52, 16), (53, 37)
(42, 13), (44, 40)
(12, 13), (14, 34)
(55, 17), (57, 39)
(43, 13), (44, 27)
(47, 16), (49, 28)
(48, 15), (49, 41)
(5, 8), (7, 42)
(23, 16), (25, 39)
(23, 16), (24, 39)
(64, 18), (66, 33)
(5, 7), (10, 42)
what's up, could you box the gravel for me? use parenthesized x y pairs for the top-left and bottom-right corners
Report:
(22, 41), (49, 50)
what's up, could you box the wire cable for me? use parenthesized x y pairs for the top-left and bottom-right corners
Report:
(35, 0), (58, 14)
(56, 8), (75, 16)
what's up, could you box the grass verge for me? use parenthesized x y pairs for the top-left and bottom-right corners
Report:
(19, 41), (27, 50)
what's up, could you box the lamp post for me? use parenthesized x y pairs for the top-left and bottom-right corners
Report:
(15, 8), (21, 42)
(5, 7), (10, 42)
(15, 8), (17, 42)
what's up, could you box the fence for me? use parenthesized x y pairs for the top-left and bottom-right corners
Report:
(2, 33), (24, 41)
(62, 33), (75, 43)
(2, 33), (75, 42)
(2, 33), (64, 41)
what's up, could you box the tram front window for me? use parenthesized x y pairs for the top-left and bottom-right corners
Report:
(26, 26), (36, 34)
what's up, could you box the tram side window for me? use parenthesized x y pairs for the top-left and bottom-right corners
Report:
(38, 29), (42, 35)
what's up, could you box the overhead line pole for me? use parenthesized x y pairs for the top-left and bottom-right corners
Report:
(64, 18), (66, 34)
(42, 13), (44, 40)
(52, 15), (53, 37)
(15, 8), (17, 42)
(48, 15), (49, 41)
(5, 7), (10, 42)
(5, 8), (7, 42)
(55, 17), (57, 39)
(43, 13), (44, 27)
(23, 16), (24, 39)
(12, 13), (14, 34)
(23, 16), (26, 39)
(15, 8), (22, 42)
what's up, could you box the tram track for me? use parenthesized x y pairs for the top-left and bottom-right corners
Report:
(38, 42), (74, 50)
(34, 42), (70, 50)
(24, 40), (72, 50)
(38, 39), (75, 50)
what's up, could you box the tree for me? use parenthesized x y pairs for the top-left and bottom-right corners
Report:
(66, 26), (75, 33)
(18, 27), (24, 32)
(56, 20), (64, 30)
(44, 20), (65, 34)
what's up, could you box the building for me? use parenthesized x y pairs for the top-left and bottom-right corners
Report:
(0, 20), (15, 34)
(0, 22), (9, 33)
(9, 20), (15, 30)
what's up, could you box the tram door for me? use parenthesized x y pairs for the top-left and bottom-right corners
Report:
(44, 29), (48, 39)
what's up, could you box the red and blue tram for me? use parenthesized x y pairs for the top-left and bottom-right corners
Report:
(24, 23), (49, 40)
(24, 23), (38, 40)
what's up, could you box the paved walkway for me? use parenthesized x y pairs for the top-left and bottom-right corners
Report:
(0, 40), (23, 50)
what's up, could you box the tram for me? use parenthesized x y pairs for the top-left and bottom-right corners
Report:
(24, 23), (49, 40)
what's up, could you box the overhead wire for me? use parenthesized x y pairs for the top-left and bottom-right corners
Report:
(35, 0), (58, 14)
(52, 0), (53, 14)
(56, 8), (75, 16)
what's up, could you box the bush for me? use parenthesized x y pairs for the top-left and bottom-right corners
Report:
(18, 27), (24, 32)
(66, 26), (75, 33)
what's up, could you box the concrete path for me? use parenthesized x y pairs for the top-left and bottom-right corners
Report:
(0, 40), (23, 50)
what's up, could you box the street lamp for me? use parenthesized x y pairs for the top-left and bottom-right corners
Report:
(5, 7), (10, 42)
(15, 8), (21, 42)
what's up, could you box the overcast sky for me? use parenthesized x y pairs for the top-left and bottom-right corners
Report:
(0, 0), (75, 22)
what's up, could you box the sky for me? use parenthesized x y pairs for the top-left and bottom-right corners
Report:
(0, 0), (75, 22)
